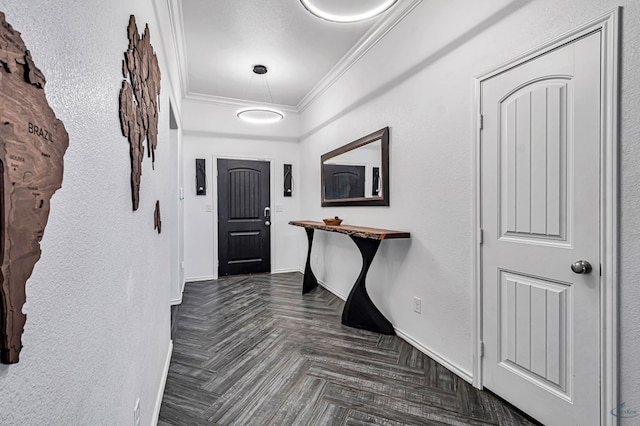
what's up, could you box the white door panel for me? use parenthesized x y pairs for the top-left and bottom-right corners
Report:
(500, 80), (570, 244)
(498, 270), (572, 398)
(481, 32), (601, 426)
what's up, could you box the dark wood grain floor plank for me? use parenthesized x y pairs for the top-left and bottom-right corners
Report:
(159, 272), (539, 426)
(268, 376), (329, 425)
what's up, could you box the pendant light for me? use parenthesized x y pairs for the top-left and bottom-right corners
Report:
(236, 65), (284, 124)
(299, 0), (398, 23)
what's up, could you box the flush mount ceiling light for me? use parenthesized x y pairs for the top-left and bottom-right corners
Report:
(237, 108), (284, 124)
(299, 0), (398, 23)
(236, 65), (284, 124)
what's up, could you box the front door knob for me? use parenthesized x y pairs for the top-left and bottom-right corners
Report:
(571, 260), (592, 274)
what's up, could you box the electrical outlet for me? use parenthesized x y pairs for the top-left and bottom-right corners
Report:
(413, 297), (421, 314)
(206, 204), (212, 212)
(134, 398), (140, 426)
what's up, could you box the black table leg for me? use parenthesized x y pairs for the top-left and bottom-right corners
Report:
(341, 236), (395, 335)
(302, 228), (318, 294)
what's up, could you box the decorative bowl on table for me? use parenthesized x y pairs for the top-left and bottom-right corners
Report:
(323, 216), (343, 226)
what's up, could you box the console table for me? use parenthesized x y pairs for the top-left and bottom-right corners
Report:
(289, 220), (410, 335)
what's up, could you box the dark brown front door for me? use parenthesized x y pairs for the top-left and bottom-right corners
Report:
(217, 159), (270, 276)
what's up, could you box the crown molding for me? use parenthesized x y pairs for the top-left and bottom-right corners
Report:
(184, 129), (299, 144)
(166, 0), (190, 97)
(296, 0), (422, 112)
(168, 0), (421, 116)
(184, 92), (299, 114)
(151, 0), (184, 122)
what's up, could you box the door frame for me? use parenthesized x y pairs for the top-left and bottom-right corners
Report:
(212, 155), (275, 279)
(472, 9), (619, 425)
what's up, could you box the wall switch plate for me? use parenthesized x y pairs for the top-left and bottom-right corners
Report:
(206, 204), (212, 212)
(413, 297), (421, 314)
(134, 398), (140, 426)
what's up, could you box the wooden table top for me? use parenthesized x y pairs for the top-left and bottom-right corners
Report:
(289, 220), (410, 240)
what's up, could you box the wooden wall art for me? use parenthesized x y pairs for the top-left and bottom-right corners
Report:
(118, 15), (161, 211)
(154, 200), (161, 234)
(0, 12), (69, 364)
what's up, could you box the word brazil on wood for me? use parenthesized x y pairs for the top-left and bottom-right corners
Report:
(28, 122), (54, 142)
(0, 12), (69, 364)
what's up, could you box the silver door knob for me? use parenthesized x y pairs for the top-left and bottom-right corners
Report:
(265, 220), (271, 226)
(571, 260), (592, 274)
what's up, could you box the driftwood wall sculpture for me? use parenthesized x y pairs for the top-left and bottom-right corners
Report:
(154, 200), (161, 234)
(119, 15), (161, 211)
(0, 12), (69, 364)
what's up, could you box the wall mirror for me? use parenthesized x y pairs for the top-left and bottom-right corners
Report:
(321, 127), (389, 207)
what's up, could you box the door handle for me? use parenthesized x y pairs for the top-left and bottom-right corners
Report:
(264, 207), (271, 226)
(571, 260), (592, 274)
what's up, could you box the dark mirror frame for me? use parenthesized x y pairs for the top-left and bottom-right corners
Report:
(321, 126), (389, 207)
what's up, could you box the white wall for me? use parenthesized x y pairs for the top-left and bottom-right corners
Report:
(153, 0), (186, 306)
(299, 0), (640, 410)
(168, 112), (185, 304)
(0, 0), (181, 424)
(182, 104), (303, 280)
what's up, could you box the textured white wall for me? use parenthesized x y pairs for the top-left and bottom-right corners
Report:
(183, 126), (303, 281)
(0, 0), (179, 425)
(299, 0), (640, 411)
(153, 0), (186, 305)
(168, 121), (185, 304)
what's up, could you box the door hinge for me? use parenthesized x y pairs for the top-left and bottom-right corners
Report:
(480, 341), (484, 357)
(478, 229), (483, 245)
(478, 114), (484, 130)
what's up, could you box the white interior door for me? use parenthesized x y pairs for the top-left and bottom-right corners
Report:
(480, 32), (601, 426)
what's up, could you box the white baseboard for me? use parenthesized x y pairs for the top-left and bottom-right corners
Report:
(152, 340), (173, 426)
(317, 279), (348, 300)
(394, 328), (473, 384)
(170, 279), (187, 305)
(273, 268), (302, 274)
(317, 279), (473, 384)
(185, 275), (214, 282)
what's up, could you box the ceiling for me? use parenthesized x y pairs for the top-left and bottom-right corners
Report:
(179, 0), (411, 109)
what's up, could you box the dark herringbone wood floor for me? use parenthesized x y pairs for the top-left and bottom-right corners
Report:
(159, 272), (538, 426)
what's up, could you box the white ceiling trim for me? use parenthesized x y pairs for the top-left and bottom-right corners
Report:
(184, 92), (299, 114)
(170, 0), (421, 113)
(151, 0), (184, 121)
(296, 0), (422, 112)
(184, 129), (300, 144)
(166, 0), (190, 97)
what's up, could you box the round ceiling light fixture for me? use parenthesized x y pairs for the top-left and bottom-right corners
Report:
(237, 65), (285, 124)
(237, 108), (284, 124)
(299, 0), (398, 23)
